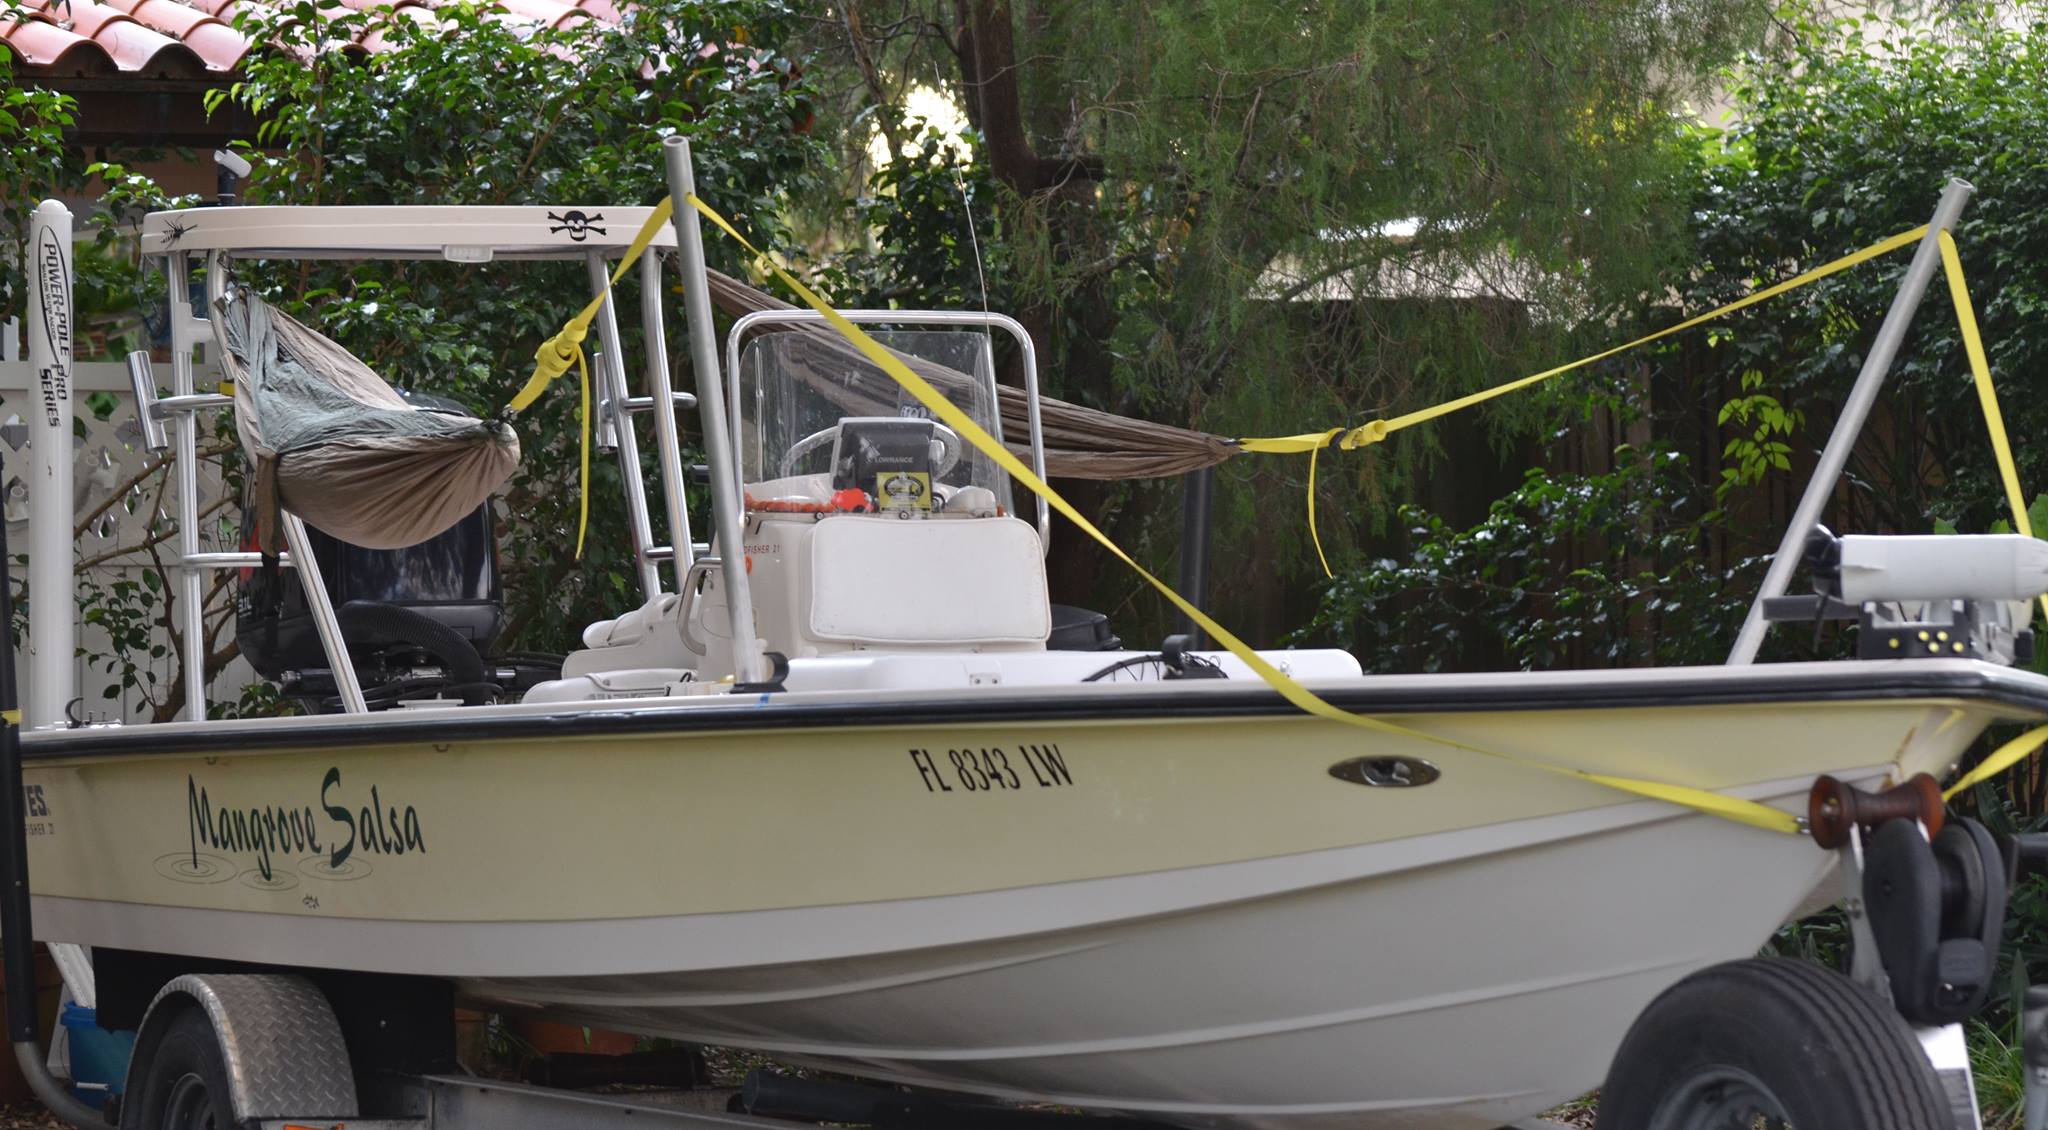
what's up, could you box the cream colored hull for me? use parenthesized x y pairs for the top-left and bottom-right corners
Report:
(19, 661), (2047, 1128)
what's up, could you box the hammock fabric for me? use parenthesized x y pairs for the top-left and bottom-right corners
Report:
(703, 268), (1239, 480)
(215, 291), (521, 554)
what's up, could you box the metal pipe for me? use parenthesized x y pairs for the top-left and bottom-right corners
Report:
(585, 252), (662, 601)
(639, 252), (695, 582)
(125, 351), (168, 452)
(151, 393), (233, 415)
(0, 450), (107, 1128)
(177, 253), (217, 719)
(663, 136), (767, 683)
(1014, 330), (1049, 551)
(184, 551), (291, 569)
(1728, 178), (1975, 665)
(11, 1042), (101, 1128)
(621, 392), (698, 413)
(281, 512), (366, 714)
(1179, 466), (1215, 646)
(24, 202), (76, 730)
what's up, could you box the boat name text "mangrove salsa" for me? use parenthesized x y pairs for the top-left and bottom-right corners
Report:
(187, 768), (425, 881)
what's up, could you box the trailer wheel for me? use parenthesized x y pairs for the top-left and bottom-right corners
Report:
(1594, 958), (1949, 1130)
(119, 1006), (234, 1130)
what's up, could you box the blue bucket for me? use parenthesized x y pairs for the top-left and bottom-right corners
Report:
(60, 1003), (136, 1109)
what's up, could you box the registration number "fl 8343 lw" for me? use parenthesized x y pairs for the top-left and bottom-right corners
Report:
(908, 744), (1073, 794)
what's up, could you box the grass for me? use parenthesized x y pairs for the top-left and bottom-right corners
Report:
(1543, 1093), (1598, 1127)
(1970, 1018), (2028, 1130)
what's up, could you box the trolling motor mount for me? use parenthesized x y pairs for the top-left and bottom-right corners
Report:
(1764, 528), (2047, 663)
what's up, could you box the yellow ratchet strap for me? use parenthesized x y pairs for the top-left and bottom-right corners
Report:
(1307, 428), (1342, 578)
(688, 193), (1801, 836)
(1938, 231), (2048, 623)
(1246, 225), (1931, 574)
(506, 198), (677, 557)
(1945, 723), (2048, 801)
(1929, 235), (2048, 801)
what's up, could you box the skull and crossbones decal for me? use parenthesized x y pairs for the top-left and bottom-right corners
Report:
(547, 210), (607, 241)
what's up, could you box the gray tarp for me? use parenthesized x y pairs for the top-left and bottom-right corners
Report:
(215, 292), (521, 553)
(704, 268), (1241, 480)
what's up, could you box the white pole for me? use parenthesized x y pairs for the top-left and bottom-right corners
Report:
(663, 137), (768, 684)
(23, 202), (75, 728)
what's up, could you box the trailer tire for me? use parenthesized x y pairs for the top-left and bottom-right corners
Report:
(118, 1006), (236, 1130)
(1593, 957), (1950, 1130)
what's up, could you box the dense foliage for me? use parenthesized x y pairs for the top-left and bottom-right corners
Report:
(0, 43), (75, 329)
(1306, 11), (2048, 672)
(802, 0), (1781, 628)
(1684, 14), (2048, 540)
(1293, 447), (1755, 671)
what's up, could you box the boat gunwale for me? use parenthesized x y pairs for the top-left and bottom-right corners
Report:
(22, 658), (2048, 760)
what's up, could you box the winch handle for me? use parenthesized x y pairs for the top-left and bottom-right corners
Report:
(1807, 773), (1943, 849)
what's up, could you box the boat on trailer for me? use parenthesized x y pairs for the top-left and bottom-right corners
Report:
(7, 155), (2048, 1130)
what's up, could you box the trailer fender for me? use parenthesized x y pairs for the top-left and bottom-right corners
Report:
(127, 973), (359, 1122)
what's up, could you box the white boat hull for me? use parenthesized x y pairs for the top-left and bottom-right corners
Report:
(22, 660), (2047, 1128)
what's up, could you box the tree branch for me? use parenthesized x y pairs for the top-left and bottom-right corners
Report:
(953, 0), (1103, 196)
(77, 495), (234, 572)
(844, 3), (905, 167)
(73, 441), (235, 541)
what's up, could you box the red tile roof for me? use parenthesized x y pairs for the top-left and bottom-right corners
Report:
(1, 0), (624, 78)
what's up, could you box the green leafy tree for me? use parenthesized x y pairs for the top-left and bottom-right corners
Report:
(0, 40), (77, 333)
(1682, 12), (2048, 541)
(1299, 8), (2048, 677)
(811, 0), (1780, 631)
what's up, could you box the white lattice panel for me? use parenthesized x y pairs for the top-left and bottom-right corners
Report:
(0, 360), (250, 723)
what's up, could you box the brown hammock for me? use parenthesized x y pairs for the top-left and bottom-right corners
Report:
(216, 291), (521, 553)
